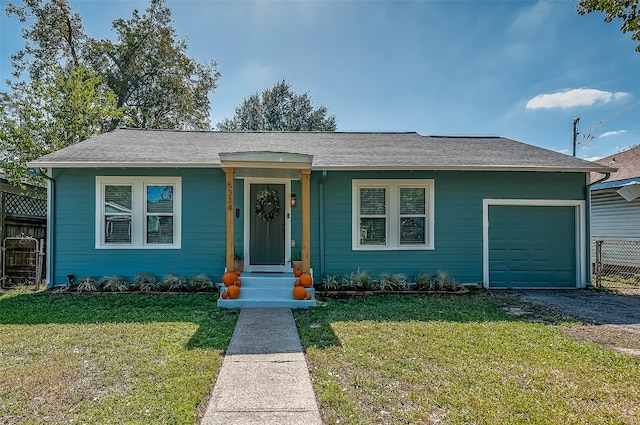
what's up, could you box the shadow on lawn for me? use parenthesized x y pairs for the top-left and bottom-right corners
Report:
(294, 291), (575, 351)
(0, 291), (238, 350)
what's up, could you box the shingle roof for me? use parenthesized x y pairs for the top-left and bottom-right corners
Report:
(28, 128), (614, 173)
(594, 146), (640, 182)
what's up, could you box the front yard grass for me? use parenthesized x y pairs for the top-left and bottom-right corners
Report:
(295, 293), (640, 425)
(0, 289), (237, 424)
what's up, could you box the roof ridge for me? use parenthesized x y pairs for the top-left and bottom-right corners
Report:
(116, 127), (420, 135)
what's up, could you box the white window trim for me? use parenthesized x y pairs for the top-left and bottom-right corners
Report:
(96, 176), (182, 249)
(352, 179), (435, 250)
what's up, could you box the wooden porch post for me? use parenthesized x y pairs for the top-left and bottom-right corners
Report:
(223, 167), (235, 272)
(301, 169), (311, 274)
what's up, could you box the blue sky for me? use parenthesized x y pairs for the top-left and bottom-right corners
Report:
(2, 0), (640, 160)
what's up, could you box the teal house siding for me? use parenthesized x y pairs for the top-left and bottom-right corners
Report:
(50, 166), (587, 286)
(52, 167), (227, 285)
(318, 170), (586, 283)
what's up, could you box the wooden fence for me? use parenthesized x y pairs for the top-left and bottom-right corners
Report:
(0, 191), (47, 286)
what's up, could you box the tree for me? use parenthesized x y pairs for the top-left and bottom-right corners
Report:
(577, 0), (640, 52)
(89, 0), (219, 130)
(5, 0), (87, 82)
(217, 79), (336, 131)
(2, 0), (219, 184)
(0, 65), (121, 185)
(2, 0), (119, 185)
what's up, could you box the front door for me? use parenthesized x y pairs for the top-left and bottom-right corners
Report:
(249, 183), (286, 268)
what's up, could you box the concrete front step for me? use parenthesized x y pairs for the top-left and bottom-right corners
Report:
(218, 273), (316, 309)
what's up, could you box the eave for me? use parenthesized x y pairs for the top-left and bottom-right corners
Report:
(26, 160), (614, 174)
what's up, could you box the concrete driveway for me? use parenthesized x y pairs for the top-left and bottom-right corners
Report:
(513, 289), (640, 334)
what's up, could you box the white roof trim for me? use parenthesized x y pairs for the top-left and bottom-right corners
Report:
(219, 151), (313, 166)
(27, 160), (605, 173)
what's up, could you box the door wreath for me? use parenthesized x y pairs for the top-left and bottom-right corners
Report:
(255, 189), (280, 222)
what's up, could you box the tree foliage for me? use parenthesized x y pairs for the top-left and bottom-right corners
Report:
(1, 0), (219, 185)
(0, 66), (121, 185)
(5, 0), (87, 81)
(577, 0), (640, 52)
(217, 79), (336, 131)
(89, 0), (219, 130)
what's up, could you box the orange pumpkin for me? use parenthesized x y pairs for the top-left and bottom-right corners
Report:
(305, 293), (312, 300)
(292, 286), (306, 300)
(235, 271), (242, 277)
(299, 273), (313, 288)
(222, 272), (237, 287)
(235, 279), (242, 287)
(294, 280), (301, 287)
(227, 284), (240, 299)
(221, 291), (228, 299)
(293, 269), (303, 278)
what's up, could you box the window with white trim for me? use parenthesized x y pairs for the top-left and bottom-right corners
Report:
(352, 179), (434, 250)
(96, 177), (181, 249)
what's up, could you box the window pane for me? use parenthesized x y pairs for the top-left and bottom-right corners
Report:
(147, 216), (174, 244)
(360, 218), (386, 245)
(105, 185), (132, 212)
(147, 185), (174, 213)
(400, 188), (425, 215)
(105, 216), (131, 243)
(400, 217), (425, 244)
(360, 188), (385, 215)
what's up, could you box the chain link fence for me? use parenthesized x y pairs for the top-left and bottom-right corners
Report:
(593, 240), (640, 289)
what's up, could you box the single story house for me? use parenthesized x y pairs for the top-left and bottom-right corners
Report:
(28, 129), (613, 306)
(590, 146), (640, 270)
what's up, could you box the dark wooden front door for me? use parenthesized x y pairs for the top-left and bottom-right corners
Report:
(250, 184), (286, 266)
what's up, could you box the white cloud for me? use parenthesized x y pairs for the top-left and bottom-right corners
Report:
(582, 156), (602, 162)
(526, 88), (630, 110)
(599, 130), (627, 138)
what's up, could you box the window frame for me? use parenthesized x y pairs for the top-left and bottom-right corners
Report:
(96, 176), (182, 249)
(352, 179), (434, 251)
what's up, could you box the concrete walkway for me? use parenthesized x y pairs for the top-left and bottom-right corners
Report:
(200, 308), (323, 425)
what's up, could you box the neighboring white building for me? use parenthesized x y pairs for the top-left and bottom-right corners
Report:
(591, 147), (640, 268)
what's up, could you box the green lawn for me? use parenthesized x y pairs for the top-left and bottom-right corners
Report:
(0, 290), (238, 424)
(295, 293), (640, 425)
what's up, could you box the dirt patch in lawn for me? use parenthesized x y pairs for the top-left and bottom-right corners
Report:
(497, 290), (640, 358)
(563, 325), (640, 357)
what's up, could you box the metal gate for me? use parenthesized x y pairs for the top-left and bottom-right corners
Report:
(2, 236), (44, 289)
(593, 240), (640, 288)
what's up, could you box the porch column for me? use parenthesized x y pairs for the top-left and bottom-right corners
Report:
(223, 167), (235, 272)
(301, 169), (311, 274)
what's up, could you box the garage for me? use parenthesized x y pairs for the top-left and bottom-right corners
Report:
(483, 201), (585, 289)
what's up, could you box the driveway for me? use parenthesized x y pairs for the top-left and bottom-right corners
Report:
(513, 289), (640, 335)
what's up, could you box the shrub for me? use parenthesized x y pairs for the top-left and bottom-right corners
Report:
(321, 275), (342, 291)
(347, 268), (373, 290)
(187, 274), (215, 292)
(415, 273), (434, 291)
(161, 274), (186, 292)
(135, 273), (158, 292)
(433, 271), (461, 291)
(76, 277), (97, 293)
(376, 273), (408, 291)
(99, 276), (130, 292)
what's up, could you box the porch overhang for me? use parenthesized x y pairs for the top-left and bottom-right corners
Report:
(219, 151), (313, 172)
(220, 151), (314, 275)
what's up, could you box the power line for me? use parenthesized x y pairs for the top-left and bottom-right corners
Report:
(572, 100), (640, 153)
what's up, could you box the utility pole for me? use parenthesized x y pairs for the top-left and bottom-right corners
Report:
(572, 117), (580, 157)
